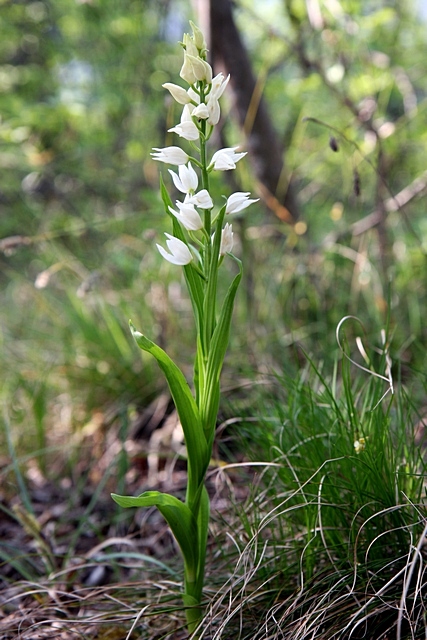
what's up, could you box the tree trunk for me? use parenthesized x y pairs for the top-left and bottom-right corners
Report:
(193, 0), (299, 222)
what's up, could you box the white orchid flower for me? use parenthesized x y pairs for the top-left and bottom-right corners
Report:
(156, 233), (193, 265)
(168, 105), (199, 141)
(191, 103), (209, 120)
(226, 192), (259, 214)
(169, 201), (203, 231)
(168, 120), (199, 141)
(151, 146), (189, 165)
(206, 98), (220, 126)
(210, 147), (247, 171)
(205, 73), (230, 125)
(210, 73), (230, 100)
(168, 162), (198, 194)
(187, 188), (213, 210)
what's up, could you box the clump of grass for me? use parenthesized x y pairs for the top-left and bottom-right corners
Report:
(193, 331), (427, 639)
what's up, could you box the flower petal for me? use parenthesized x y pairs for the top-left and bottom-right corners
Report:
(162, 82), (192, 105)
(192, 103), (209, 120)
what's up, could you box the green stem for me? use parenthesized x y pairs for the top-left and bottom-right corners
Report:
(199, 133), (211, 237)
(196, 89), (216, 377)
(183, 481), (209, 636)
(184, 599), (203, 637)
(183, 567), (203, 634)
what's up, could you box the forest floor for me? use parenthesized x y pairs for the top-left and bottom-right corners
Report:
(0, 393), (253, 639)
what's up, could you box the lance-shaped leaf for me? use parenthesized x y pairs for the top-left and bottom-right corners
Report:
(130, 323), (209, 495)
(202, 257), (242, 439)
(111, 491), (198, 582)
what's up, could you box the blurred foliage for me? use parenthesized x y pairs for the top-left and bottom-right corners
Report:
(0, 0), (192, 456)
(234, 0), (427, 376)
(1, 0), (427, 464)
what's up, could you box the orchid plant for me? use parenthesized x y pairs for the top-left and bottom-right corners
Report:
(111, 22), (258, 636)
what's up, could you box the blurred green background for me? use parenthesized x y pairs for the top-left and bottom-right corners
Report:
(1, 0), (427, 464)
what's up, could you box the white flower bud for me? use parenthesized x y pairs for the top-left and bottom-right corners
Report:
(202, 60), (213, 84)
(190, 21), (207, 52)
(180, 52), (197, 85)
(206, 96), (220, 125)
(182, 33), (198, 58)
(186, 54), (212, 82)
(162, 83), (192, 105)
(219, 223), (234, 255)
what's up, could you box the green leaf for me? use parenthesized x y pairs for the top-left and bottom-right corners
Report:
(202, 257), (242, 438)
(130, 322), (209, 497)
(111, 490), (198, 581)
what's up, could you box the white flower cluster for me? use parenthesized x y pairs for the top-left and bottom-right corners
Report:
(151, 22), (258, 266)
